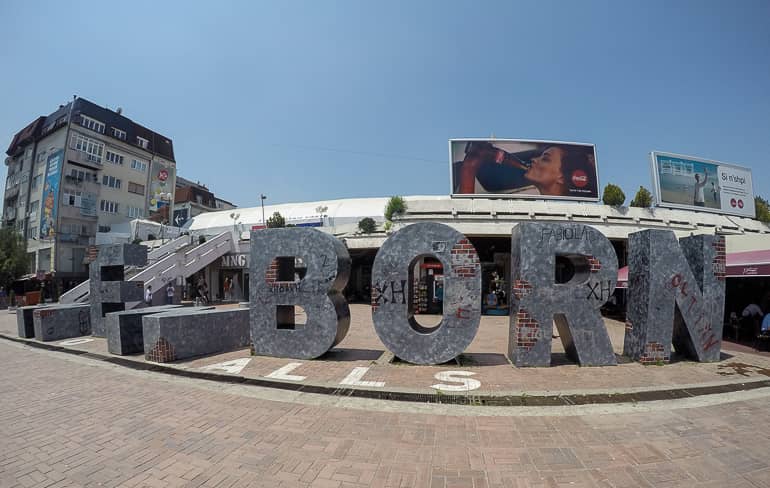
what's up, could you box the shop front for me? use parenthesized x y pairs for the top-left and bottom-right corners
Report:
(218, 253), (249, 302)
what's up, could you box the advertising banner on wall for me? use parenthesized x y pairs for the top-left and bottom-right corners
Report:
(651, 151), (755, 217)
(450, 139), (600, 200)
(148, 160), (176, 215)
(172, 207), (189, 227)
(39, 150), (63, 239)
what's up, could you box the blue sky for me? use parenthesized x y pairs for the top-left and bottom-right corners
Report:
(1, 0), (768, 208)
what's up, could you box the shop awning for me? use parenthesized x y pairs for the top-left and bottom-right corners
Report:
(725, 249), (770, 277)
(616, 248), (770, 284)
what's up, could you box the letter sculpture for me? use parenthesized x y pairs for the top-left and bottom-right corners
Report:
(90, 243), (147, 337)
(624, 231), (725, 363)
(250, 228), (350, 359)
(371, 222), (482, 365)
(510, 223), (618, 367)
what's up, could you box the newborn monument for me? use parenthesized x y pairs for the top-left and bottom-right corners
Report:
(20, 222), (725, 368)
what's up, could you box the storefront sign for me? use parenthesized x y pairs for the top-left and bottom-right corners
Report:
(220, 253), (249, 269)
(726, 264), (770, 277)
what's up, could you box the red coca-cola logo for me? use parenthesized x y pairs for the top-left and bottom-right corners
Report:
(730, 198), (737, 208)
(571, 170), (588, 188)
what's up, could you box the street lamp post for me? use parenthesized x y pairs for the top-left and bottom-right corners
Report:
(260, 194), (267, 227)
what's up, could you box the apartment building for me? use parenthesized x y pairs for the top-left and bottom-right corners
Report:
(152, 176), (235, 227)
(2, 97), (177, 284)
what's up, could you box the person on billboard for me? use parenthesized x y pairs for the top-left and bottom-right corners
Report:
(454, 142), (596, 197)
(692, 169), (709, 207)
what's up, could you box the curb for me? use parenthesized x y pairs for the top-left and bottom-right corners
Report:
(3, 333), (770, 407)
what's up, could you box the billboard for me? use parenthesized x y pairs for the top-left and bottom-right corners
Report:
(651, 151), (755, 217)
(148, 160), (176, 215)
(39, 150), (63, 239)
(450, 139), (599, 200)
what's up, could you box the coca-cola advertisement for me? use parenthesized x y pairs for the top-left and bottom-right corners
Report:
(450, 139), (599, 201)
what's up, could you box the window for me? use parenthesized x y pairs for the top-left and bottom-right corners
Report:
(70, 133), (104, 163)
(61, 223), (89, 235)
(98, 225), (111, 233)
(29, 200), (39, 213)
(131, 159), (147, 172)
(136, 136), (149, 149)
(100, 199), (119, 214)
(127, 206), (144, 218)
(106, 151), (124, 165)
(37, 152), (46, 163)
(31, 175), (41, 189)
(102, 175), (122, 189)
(63, 190), (83, 207)
(80, 115), (105, 134)
(111, 127), (126, 140)
(128, 182), (145, 195)
(69, 168), (97, 182)
(27, 226), (37, 239)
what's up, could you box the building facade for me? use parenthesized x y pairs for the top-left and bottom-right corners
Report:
(179, 196), (770, 316)
(166, 176), (236, 228)
(2, 97), (176, 285)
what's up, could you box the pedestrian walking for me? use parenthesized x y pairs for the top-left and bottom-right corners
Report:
(166, 282), (175, 305)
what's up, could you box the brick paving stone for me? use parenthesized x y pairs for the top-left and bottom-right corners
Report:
(5, 306), (770, 398)
(3, 318), (770, 487)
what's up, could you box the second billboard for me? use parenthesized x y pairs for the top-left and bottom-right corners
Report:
(651, 151), (755, 218)
(450, 139), (599, 200)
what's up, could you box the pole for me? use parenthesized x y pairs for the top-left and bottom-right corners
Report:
(260, 194), (266, 227)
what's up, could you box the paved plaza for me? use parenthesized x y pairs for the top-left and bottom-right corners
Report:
(3, 305), (770, 398)
(3, 306), (770, 487)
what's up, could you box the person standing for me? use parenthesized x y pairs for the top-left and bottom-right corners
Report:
(166, 282), (175, 305)
(144, 285), (153, 306)
(223, 276), (231, 301)
(693, 169), (709, 207)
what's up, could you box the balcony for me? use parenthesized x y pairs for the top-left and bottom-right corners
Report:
(67, 149), (102, 169)
(63, 175), (100, 191)
(3, 207), (17, 221)
(59, 204), (98, 220)
(4, 184), (19, 199)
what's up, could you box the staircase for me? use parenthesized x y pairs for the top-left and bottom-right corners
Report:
(58, 232), (236, 304)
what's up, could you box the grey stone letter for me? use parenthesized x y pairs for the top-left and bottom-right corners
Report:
(624, 231), (725, 363)
(250, 228), (350, 359)
(90, 244), (147, 337)
(509, 223), (618, 367)
(371, 222), (481, 365)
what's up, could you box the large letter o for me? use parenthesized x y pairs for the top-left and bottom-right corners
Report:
(371, 223), (481, 365)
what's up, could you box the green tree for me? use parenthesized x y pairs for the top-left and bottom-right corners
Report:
(0, 227), (30, 292)
(266, 211), (286, 228)
(756, 196), (770, 223)
(357, 217), (377, 234)
(384, 196), (407, 221)
(630, 186), (653, 208)
(602, 183), (626, 206)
